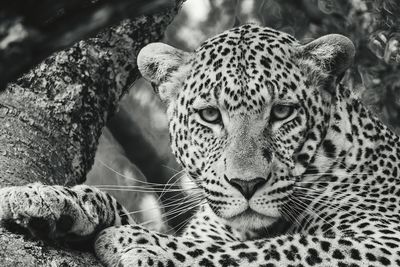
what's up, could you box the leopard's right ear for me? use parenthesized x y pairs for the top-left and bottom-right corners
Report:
(137, 43), (192, 102)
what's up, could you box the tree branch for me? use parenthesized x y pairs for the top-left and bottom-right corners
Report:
(0, 2), (182, 265)
(0, 0), (175, 89)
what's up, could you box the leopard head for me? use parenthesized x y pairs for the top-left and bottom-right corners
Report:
(137, 24), (354, 230)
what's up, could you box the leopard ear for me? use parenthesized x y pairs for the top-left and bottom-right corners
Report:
(137, 43), (192, 102)
(297, 34), (355, 83)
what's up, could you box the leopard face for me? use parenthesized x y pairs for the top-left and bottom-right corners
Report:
(138, 24), (354, 230)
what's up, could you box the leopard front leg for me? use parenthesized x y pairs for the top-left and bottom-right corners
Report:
(95, 225), (396, 267)
(94, 206), (259, 267)
(0, 183), (134, 241)
(95, 225), (205, 267)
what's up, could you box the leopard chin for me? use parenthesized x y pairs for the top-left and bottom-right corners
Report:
(227, 209), (279, 230)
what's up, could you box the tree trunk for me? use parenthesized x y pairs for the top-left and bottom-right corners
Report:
(0, 2), (181, 266)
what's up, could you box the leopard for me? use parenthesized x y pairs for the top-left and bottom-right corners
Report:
(1, 23), (400, 267)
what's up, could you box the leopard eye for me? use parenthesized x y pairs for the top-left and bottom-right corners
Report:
(199, 108), (221, 124)
(271, 104), (295, 121)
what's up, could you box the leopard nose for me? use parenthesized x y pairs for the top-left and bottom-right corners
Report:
(228, 177), (267, 200)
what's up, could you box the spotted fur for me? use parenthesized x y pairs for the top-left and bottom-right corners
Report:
(2, 24), (400, 267)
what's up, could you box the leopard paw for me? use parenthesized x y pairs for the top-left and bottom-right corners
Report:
(0, 183), (100, 240)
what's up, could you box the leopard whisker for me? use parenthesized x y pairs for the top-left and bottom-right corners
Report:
(160, 200), (207, 231)
(161, 192), (203, 208)
(161, 197), (205, 217)
(161, 164), (182, 173)
(292, 193), (394, 227)
(171, 211), (199, 234)
(158, 171), (193, 203)
(288, 195), (338, 236)
(95, 187), (200, 193)
(293, 192), (373, 217)
(93, 183), (195, 189)
(138, 197), (205, 230)
(126, 195), (204, 216)
(280, 204), (302, 231)
(97, 159), (187, 187)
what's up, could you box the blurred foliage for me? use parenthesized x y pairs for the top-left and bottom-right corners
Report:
(88, 0), (400, 229)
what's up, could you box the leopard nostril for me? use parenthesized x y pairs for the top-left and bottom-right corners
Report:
(228, 177), (267, 200)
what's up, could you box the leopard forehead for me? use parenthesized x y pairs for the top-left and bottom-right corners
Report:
(182, 24), (302, 114)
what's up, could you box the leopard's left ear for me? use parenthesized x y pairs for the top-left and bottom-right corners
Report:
(137, 43), (192, 103)
(297, 34), (355, 79)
